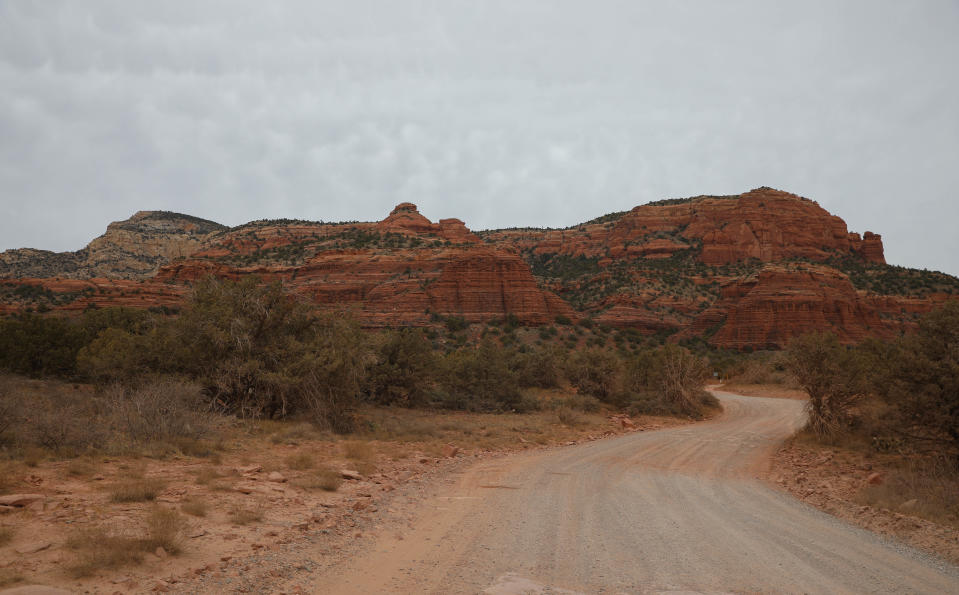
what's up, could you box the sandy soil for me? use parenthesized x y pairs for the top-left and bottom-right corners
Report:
(5, 390), (958, 593)
(0, 410), (681, 594)
(772, 439), (959, 565)
(717, 382), (808, 400)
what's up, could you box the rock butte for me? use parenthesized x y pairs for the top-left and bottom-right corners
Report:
(1, 187), (956, 349)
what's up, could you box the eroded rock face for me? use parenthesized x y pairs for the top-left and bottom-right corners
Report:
(0, 211), (225, 280)
(377, 203), (480, 243)
(148, 205), (572, 326)
(1, 190), (952, 349)
(704, 264), (889, 349)
(489, 187), (885, 265)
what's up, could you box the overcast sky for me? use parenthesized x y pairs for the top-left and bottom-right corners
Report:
(1, 1), (957, 275)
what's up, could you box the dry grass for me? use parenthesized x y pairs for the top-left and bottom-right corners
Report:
(342, 440), (375, 461)
(354, 403), (616, 453)
(192, 465), (226, 485)
(292, 468), (343, 492)
(66, 508), (186, 577)
(117, 460), (148, 478)
(65, 457), (100, 478)
(67, 528), (145, 578)
(856, 458), (959, 528)
(109, 477), (167, 503)
(719, 383), (807, 400)
(0, 525), (14, 546)
(22, 447), (46, 467)
(180, 497), (209, 517)
(141, 507), (186, 554)
(269, 422), (317, 445)
(555, 406), (584, 427)
(341, 440), (377, 475)
(0, 569), (23, 588)
(285, 451), (315, 470)
(0, 461), (19, 495)
(229, 502), (265, 525)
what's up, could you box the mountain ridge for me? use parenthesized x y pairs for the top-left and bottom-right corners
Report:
(2, 187), (956, 349)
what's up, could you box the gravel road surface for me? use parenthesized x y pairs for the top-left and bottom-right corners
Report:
(313, 391), (959, 594)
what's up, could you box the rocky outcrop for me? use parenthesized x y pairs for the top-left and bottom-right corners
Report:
(2, 190), (952, 349)
(377, 203), (480, 244)
(150, 210), (571, 327)
(488, 187), (885, 265)
(424, 248), (574, 324)
(0, 211), (225, 280)
(704, 264), (890, 349)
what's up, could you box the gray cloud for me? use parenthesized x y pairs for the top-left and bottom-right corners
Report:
(1, 0), (957, 274)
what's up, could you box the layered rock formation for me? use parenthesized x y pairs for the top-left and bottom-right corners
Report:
(701, 264), (889, 350)
(137, 204), (573, 327)
(0, 211), (225, 280)
(1, 189), (954, 349)
(486, 187), (885, 265)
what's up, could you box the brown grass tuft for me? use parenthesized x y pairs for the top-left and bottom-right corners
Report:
(180, 497), (209, 517)
(229, 502), (265, 525)
(0, 462), (19, 495)
(141, 507), (186, 554)
(292, 468), (342, 492)
(22, 447), (46, 468)
(342, 440), (375, 461)
(0, 568), (24, 588)
(109, 477), (166, 503)
(342, 440), (377, 474)
(66, 507), (186, 577)
(856, 458), (959, 528)
(65, 457), (99, 478)
(269, 422), (315, 445)
(285, 452), (315, 470)
(66, 528), (144, 578)
(555, 406), (584, 427)
(192, 466), (225, 485)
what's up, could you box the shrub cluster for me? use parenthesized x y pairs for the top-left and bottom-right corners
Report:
(0, 277), (721, 433)
(783, 300), (959, 461)
(0, 376), (211, 457)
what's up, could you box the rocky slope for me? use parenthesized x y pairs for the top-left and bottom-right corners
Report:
(2, 188), (956, 348)
(0, 211), (226, 280)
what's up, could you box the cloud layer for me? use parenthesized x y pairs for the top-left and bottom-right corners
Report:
(1, 1), (957, 274)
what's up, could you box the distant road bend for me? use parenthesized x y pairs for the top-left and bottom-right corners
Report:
(315, 391), (959, 594)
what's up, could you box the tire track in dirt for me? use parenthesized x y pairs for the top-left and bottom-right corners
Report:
(304, 391), (959, 594)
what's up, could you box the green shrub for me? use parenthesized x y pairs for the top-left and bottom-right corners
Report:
(444, 315), (469, 333)
(880, 300), (959, 458)
(79, 278), (368, 431)
(566, 348), (622, 401)
(511, 345), (565, 389)
(367, 328), (437, 406)
(438, 338), (527, 412)
(785, 332), (866, 437)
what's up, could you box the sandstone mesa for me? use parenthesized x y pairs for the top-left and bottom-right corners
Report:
(1, 187), (956, 349)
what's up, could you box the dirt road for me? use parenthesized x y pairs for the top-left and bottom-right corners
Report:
(312, 391), (959, 594)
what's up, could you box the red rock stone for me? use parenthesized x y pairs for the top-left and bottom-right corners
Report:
(2, 190), (953, 351)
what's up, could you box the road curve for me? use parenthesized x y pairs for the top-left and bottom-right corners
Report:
(315, 391), (959, 594)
